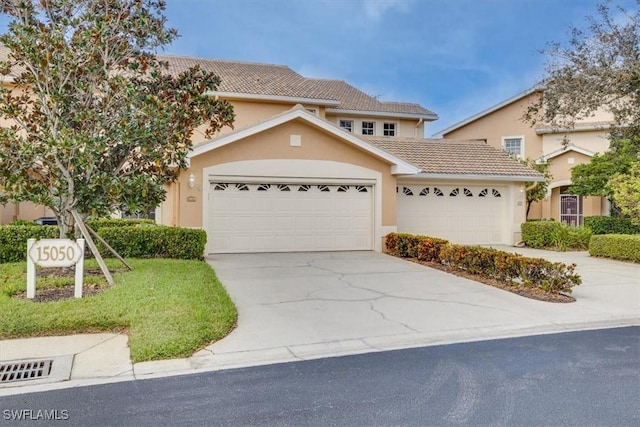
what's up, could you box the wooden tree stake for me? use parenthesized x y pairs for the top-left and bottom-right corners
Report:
(71, 210), (114, 286)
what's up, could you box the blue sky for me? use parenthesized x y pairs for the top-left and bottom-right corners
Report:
(162, 0), (636, 136)
(1, 0), (637, 136)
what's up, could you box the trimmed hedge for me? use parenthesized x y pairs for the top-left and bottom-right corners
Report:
(9, 219), (39, 227)
(0, 225), (59, 263)
(385, 232), (581, 295)
(589, 234), (640, 263)
(97, 226), (206, 260)
(521, 220), (591, 251)
(86, 218), (155, 230)
(385, 233), (449, 261)
(521, 220), (560, 248)
(584, 216), (640, 235)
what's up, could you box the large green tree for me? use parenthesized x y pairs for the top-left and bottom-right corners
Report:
(608, 162), (640, 221)
(524, 1), (640, 139)
(569, 138), (639, 202)
(0, 0), (234, 237)
(525, 1), (640, 213)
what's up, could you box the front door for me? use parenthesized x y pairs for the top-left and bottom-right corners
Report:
(560, 194), (582, 226)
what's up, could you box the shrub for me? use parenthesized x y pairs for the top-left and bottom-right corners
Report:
(97, 226), (206, 260)
(584, 216), (640, 235)
(385, 233), (449, 260)
(589, 234), (640, 263)
(385, 232), (400, 255)
(416, 237), (449, 262)
(86, 218), (155, 230)
(522, 221), (591, 251)
(517, 258), (580, 294)
(551, 225), (591, 251)
(390, 233), (581, 295)
(439, 243), (581, 294)
(385, 233), (422, 258)
(9, 219), (38, 226)
(0, 225), (59, 263)
(521, 220), (561, 248)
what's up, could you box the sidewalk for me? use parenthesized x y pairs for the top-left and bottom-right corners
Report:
(2, 249), (638, 397)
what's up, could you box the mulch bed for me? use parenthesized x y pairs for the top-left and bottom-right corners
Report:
(12, 267), (128, 303)
(408, 258), (575, 303)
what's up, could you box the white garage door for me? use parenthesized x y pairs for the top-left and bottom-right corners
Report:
(397, 184), (507, 244)
(208, 182), (373, 253)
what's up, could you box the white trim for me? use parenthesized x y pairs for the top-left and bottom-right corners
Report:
(206, 91), (340, 106)
(501, 135), (525, 159)
(202, 159), (384, 253)
(402, 173), (546, 182)
(548, 180), (573, 190)
(535, 123), (612, 134)
(433, 87), (541, 136)
(189, 105), (420, 175)
(207, 175), (377, 186)
(1, 76), (16, 83)
(539, 145), (595, 162)
(326, 108), (438, 121)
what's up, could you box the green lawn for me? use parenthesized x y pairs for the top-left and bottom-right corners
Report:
(0, 259), (237, 362)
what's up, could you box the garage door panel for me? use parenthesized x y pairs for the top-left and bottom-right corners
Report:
(397, 185), (507, 245)
(208, 182), (373, 253)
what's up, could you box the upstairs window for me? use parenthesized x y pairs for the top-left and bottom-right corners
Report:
(383, 123), (396, 136)
(339, 120), (353, 133)
(362, 121), (375, 136)
(502, 136), (523, 158)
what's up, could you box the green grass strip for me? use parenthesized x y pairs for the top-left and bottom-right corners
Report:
(0, 259), (237, 363)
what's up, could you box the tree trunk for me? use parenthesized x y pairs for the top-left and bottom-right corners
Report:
(56, 196), (77, 238)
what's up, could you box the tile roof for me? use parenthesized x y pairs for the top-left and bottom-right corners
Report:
(364, 137), (544, 178)
(0, 46), (436, 118)
(158, 54), (436, 117)
(160, 55), (311, 98)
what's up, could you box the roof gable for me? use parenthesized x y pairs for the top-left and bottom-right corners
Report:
(435, 88), (542, 137)
(540, 145), (595, 161)
(189, 105), (421, 175)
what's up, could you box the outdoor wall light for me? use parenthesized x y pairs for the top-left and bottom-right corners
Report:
(188, 173), (196, 189)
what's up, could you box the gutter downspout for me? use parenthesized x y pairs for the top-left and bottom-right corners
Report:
(415, 118), (424, 138)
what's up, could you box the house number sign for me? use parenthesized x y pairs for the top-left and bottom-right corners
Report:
(26, 239), (85, 299)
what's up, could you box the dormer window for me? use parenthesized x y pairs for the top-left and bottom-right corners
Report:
(383, 123), (396, 136)
(339, 120), (353, 133)
(362, 121), (375, 135)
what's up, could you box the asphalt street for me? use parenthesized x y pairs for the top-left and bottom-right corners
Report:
(1, 327), (638, 426)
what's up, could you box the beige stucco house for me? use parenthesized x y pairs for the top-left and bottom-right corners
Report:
(1, 53), (544, 253)
(438, 89), (612, 226)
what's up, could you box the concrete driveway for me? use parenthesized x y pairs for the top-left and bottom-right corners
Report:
(196, 250), (638, 367)
(3, 249), (637, 394)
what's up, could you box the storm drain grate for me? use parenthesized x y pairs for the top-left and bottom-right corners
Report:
(0, 359), (53, 383)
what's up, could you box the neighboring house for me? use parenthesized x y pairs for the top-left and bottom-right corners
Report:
(437, 88), (612, 226)
(1, 53), (544, 252)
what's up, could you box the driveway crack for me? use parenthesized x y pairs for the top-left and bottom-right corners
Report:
(368, 302), (420, 332)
